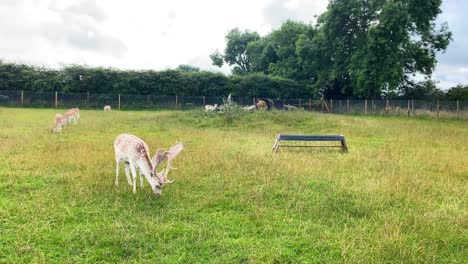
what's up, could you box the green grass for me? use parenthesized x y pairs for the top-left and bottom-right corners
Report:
(0, 108), (466, 263)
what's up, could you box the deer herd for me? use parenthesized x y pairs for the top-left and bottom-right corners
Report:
(204, 98), (297, 113)
(50, 106), (184, 196)
(50, 107), (80, 133)
(47, 98), (297, 196)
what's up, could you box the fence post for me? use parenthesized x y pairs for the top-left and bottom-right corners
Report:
(407, 99), (410, 117)
(365, 99), (368, 115)
(175, 95), (178, 110)
(21, 90), (24, 107)
(371, 99), (374, 113)
(87, 91), (90, 108)
(386, 99), (389, 115)
(55, 91), (58, 108)
(346, 99), (350, 113)
(456, 100), (459, 117)
(411, 98), (414, 115)
(253, 97), (256, 105)
(330, 99), (333, 113)
(339, 100), (342, 112)
(118, 93), (121, 110)
(203, 96), (206, 106)
(309, 98), (312, 111)
(436, 97), (440, 118)
(147, 95), (150, 109)
(299, 99), (302, 109)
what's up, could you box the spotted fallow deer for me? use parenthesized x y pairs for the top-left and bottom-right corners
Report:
(114, 134), (183, 195)
(104, 105), (111, 111)
(54, 113), (63, 125)
(64, 109), (80, 125)
(51, 113), (65, 133)
(204, 104), (218, 112)
(50, 121), (62, 133)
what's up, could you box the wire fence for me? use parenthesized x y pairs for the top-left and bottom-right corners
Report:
(0, 90), (466, 119)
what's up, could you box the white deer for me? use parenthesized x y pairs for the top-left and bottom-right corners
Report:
(204, 104), (218, 112)
(114, 134), (183, 195)
(104, 105), (111, 111)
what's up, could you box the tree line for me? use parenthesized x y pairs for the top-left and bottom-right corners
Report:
(1, 59), (465, 100)
(0, 62), (311, 98)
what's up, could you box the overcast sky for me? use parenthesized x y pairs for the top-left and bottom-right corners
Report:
(0, 0), (466, 89)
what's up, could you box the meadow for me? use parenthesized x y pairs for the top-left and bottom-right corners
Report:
(0, 107), (466, 263)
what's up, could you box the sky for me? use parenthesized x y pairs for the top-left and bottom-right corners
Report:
(0, 0), (466, 89)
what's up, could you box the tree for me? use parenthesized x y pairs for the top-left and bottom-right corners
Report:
(298, 0), (451, 98)
(267, 20), (315, 81)
(176, 64), (200, 72)
(209, 51), (224, 67)
(445, 84), (468, 101)
(398, 79), (443, 99)
(210, 28), (260, 75)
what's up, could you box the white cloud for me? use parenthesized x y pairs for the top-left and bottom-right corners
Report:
(0, 0), (465, 90)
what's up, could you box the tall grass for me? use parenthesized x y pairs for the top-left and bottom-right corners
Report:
(0, 107), (466, 263)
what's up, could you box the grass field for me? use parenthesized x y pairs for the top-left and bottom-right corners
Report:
(0, 107), (467, 263)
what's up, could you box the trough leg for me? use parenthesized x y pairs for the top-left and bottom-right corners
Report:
(341, 140), (348, 153)
(272, 139), (280, 152)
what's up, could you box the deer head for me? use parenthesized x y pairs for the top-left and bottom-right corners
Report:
(153, 142), (184, 185)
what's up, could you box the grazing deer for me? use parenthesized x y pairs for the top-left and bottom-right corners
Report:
(64, 109), (80, 124)
(204, 104), (218, 112)
(54, 114), (63, 125)
(242, 105), (257, 111)
(256, 100), (268, 110)
(104, 105), (111, 111)
(50, 122), (62, 133)
(51, 113), (66, 133)
(114, 134), (184, 195)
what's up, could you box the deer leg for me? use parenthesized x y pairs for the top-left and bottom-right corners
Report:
(124, 163), (132, 186)
(139, 169), (144, 188)
(115, 159), (120, 186)
(129, 163), (138, 193)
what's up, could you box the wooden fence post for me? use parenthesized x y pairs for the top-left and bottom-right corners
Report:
(386, 99), (389, 114)
(436, 97), (440, 118)
(339, 100), (342, 112)
(299, 99), (302, 108)
(175, 95), (178, 110)
(371, 99), (374, 113)
(330, 99), (333, 113)
(407, 99), (410, 117)
(253, 97), (256, 105)
(322, 98), (329, 113)
(21, 90), (24, 107)
(309, 98), (312, 111)
(87, 91), (90, 107)
(456, 100), (459, 117)
(147, 95), (150, 109)
(346, 99), (350, 113)
(411, 99), (414, 115)
(203, 96), (206, 106)
(365, 99), (368, 115)
(118, 93), (121, 110)
(55, 91), (58, 108)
